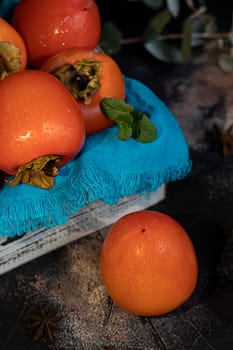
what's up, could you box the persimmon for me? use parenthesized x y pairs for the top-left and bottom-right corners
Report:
(12, 0), (101, 67)
(0, 17), (27, 79)
(0, 70), (86, 189)
(41, 48), (126, 135)
(100, 210), (198, 316)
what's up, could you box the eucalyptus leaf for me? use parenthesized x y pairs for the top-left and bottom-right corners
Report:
(143, 9), (171, 41)
(218, 53), (233, 72)
(203, 14), (217, 33)
(191, 17), (205, 47)
(99, 22), (122, 55)
(149, 9), (171, 33)
(141, 0), (164, 9)
(144, 39), (183, 63)
(166, 0), (180, 17)
(191, 14), (216, 48)
(181, 17), (193, 62)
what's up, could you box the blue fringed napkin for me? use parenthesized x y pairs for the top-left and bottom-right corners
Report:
(0, 76), (191, 237)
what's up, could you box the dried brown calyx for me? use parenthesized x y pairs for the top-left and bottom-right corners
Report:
(6, 155), (62, 189)
(0, 41), (22, 80)
(52, 59), (102, 104)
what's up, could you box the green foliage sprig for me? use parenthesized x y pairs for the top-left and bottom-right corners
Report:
(100, 0), (233, 71)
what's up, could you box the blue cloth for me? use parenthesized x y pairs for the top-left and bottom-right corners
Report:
(0, 76), (192, 237)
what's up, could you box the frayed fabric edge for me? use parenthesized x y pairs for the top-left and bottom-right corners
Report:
(0, 159), (192, 238)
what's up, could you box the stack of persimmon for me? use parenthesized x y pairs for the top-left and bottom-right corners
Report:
(0, 0), (199, 318)
(0, 0), (125, 188)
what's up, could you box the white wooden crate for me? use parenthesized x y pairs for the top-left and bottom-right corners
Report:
(0, 185), (165, 275)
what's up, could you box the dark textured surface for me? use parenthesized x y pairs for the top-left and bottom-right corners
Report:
(1, 2), (233, 349)
(0, 54), (232, 349)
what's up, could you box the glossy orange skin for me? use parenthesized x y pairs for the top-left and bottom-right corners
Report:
(0, 17), (27, 70)
(41, 48), (126, 135)
(12, 0), (101, 67)
(100, 211), (198, 316)
(0, 70), (86, 175)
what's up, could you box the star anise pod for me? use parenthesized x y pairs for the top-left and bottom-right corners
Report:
(207, 122), (233, 158)
(24, 305), (60, 343)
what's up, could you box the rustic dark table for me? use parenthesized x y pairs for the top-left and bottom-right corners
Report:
(1, 1), (233, 349)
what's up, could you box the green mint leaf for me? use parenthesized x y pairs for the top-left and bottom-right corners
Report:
(181, 17), (193, 63)
(101, 98), (134, 122)
(99, 22), (123, 55)
(101, 97), (158, 143)
(115, 113), (133, 124)
(136, 114), (158, 143)
(117, 122), (132, 141)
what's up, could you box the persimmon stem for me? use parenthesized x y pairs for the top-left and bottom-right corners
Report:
(52, 59), (102, 104)
(0, 41), (22, 80)
(120, 31), (230, 46)
(6, 155), (62, 189)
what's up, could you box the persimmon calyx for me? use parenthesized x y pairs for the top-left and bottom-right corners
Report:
(6, 155), (62, 189)
(0, 41), (22, 80)
(52, 59), (102, 104)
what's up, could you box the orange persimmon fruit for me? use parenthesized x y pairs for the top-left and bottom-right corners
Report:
(41, 48), (125, 135)
(12, 0), (101, 67)
(100, 210), (198, 316)
(0, 69), (86, 189)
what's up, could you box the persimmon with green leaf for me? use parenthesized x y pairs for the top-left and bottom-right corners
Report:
(0, 70), (86, 189)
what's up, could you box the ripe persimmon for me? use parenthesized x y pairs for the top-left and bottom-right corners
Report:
(100, 210), (198, 316)
(41, 48), (125, 135)
(12, 0), (101, 67)
(0, 70), (86, 189)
